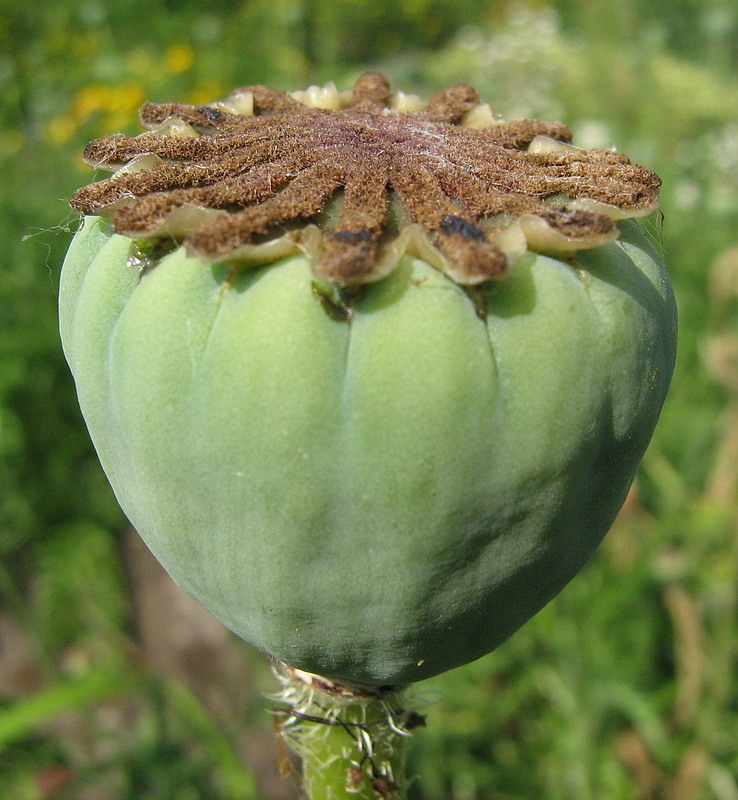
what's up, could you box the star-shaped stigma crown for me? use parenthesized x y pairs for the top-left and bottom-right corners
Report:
(71, 72), (660, 287)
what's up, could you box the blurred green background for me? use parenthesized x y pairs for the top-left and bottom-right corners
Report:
(1, 0), (737, 797)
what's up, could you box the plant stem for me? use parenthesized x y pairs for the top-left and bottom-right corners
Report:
(272, 664), (422, 799)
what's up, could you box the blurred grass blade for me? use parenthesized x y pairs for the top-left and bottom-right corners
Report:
(162, 678), (259, 800)
(0, 664), (137, 751)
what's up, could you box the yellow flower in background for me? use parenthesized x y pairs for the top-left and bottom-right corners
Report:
(45, 81), (148, 148)
(185, 80), (223, 105)
(104, 83), (145, 115)
(71, 83), (144, 128)
(164, 45), (194, 74)
(47, 115), (76, 146)
(72, 84), (109, 121)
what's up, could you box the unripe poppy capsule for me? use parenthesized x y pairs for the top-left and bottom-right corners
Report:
(60, 74), (677, 686)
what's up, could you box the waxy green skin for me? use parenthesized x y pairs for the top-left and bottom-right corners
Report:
(60, 216), (676, 686)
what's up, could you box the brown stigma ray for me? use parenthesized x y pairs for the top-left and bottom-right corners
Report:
(70, 72), (661, 287)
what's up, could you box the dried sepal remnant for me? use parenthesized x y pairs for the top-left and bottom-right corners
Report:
(70, 72), (661, 287)
(272, 664), (419, 799)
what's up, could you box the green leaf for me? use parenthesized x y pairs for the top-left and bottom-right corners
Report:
(162, 679), (259, 800)
(0, 665), (137, 751)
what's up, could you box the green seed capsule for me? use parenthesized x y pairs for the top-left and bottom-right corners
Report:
(60, 209), (676, 685)
(61, 74), (677, 686)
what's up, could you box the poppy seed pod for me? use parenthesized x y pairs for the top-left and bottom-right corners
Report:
(60, 74), (677, 686)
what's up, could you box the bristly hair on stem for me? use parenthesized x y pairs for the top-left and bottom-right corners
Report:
(270, 663), (424, 800)
(70, 72), (661, 288)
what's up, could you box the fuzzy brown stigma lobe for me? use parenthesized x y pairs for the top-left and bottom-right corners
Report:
(70, 72), (661, 287)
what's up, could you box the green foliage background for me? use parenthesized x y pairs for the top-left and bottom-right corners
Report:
(1, 0), (737, 798)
